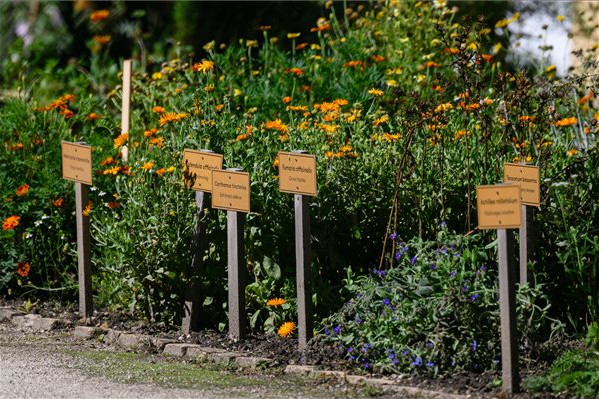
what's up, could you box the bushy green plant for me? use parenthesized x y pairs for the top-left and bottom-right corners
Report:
(321, 229), (564, 375)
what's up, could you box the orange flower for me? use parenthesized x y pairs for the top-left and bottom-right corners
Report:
(87, 112), (102, 120)
(106, 201), (121, 209)
(8, 143), (24, 151)
(192, 60), (215, 73)
(277, 321), (295, 338)
(481, 54), (494, 63)
(343, 60), (364, 69)
(114, 133), (128, 148)
(2, 215), (20, 231)
(443, 47), (460, 55)
(152, 106), (166, 114)
(295, 42), (309, 50)
(325, 151), (334, 159)
(52, 198), (65, 208)
(155, 168), (166, 177)
(282, 96), (292, 104)
(265, 119), (289, 134)
(17, 261), (30, 278)
(103, 166), (120, 175)
(370, 55), (385, 62)
(236, 133), (250, 142)
(367, 88), (384, 97)
(58, 107), (75, 118)
(15, 184), (29, 197)
(142, 161), (155, 171)
(284, 67), (304, 76)
(567, 148), (578, 156)
(310, 23), (331, 32)
(266, 298), (287, 307)
(149, 137), (165, 148)
(422, 61), (441, 68)
(93, 35), (111, 45)
(215, 104), (224, 112)
(578, 89), (594, 105)
(82, 201), (92, 216)
(519, 115), (536, 122)
(159, 112), (188, 127)
(144, 128), (158, 137)
(90, 9), (109, 22)
(554, 117), (577, 127)
(100, 156), (114, 166)
(287, 105), (308, 112)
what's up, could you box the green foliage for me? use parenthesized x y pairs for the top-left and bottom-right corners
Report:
(321, 229), (564, 375)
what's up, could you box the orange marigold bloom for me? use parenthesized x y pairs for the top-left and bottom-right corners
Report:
(155, 168), (166, 177)
(367, 88), (384, 97)
(106, 201), (121, 209)
(277, 321), (295, 338)
(325, 151), (334, 159)
(282, 96), (292, 104)
(149, 137), (165, 148)
(464, 103), (481, 111)
(58, 107), (75, 118)
(144, 128), (158, 138)
(152, 106), (166, 114)
(567, 148), (578, 156)
(53, 198), (65, 208)
(422, 61), (441, 68)
(284, 67), (304, 76)
(443, 47), (460, 55)
(17, 261), (30, 278)
(265, 119), (289, 134)
(343, 60), (364, 69)
(431, 85), (445, 92)
(295, 42), (309, 50)
(266, 298), (287, 307)
(481, 54), (494, 63)
(100, 156), (114, 166)
(287, 105), (308, 112)
(8, 143), (24, 151)
(3, 215), (20, 231)
(519, 115), (536, 122)
(82, 201), (92, 216)
(192, 60), (215, 73)
(114, 133), (128, 148)
(93, 35), (111, 45)
(90, 9), (109, 22)
(371, 55), (385, 62)
(554, 117), (577, 127)
(15, 184), (29, 196)
(215, 104), (224, 112)
(159, 112), (188, 127)
(142, 161), (155, 171)
(103, 166), (120, 175)
(310, 23), (331, 32)
(578, 89), (594, 105)
(320, 123), (338, 134)
(87, 112), (102, 120)
(236, 133), (250, 142)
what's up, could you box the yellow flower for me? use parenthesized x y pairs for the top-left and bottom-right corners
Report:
(265, 119), (289, 134)
(287, 33), (301, 39)
(152, 72), (163, 80)
(149, 137), (165, 148)
(155, 168), (166, 177)
(434, 103), (453, 113)
(103, 166), (120, 175)
(82, 201), (92, 216)
(166, 166), (175, 173)
(246, 39), (258, 48)
(567, 148), (577, 157)
(556, 15), (566, 22)
(373, 114), (390, 126)
(554, 117), (577, 127)
(142, 161), (155, 171)
(113, 133), (128, 149)
(152, 106), (166, 114)
(545, 65), (556, 73)
(159, 112), (189, 127)
(192, 60), (215, 73)
(368, 88), (384, 97)
(277, 321), (296, 338)
(266, 298), (287, 307)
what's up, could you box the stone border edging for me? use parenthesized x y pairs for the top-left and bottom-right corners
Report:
(1, 307), (472, 398)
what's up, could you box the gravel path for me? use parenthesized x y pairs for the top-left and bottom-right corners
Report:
(0, 324), (361, 399)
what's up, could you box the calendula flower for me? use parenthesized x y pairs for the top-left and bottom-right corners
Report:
(53, 198), (65, 208)
(373, 115), (390, 126)
(556, 15), (566, 22)
(422, 61), (441, 68)
(454, 130), (471, 140)
(265, 119), (289, 134)
(93, 35), (111, 45)
(15, 184), (29, 196)
(114, 133), (128, 148)
(554, 117), (577, 127)
(284, 67), (304, 76)
(434, 103), (453, 113)
(17, 261), (30, 278)
(320, 123), (338, 134)
(368, 88), (384, 97)
(325, 151), (334, 159)
(236, 133), (250, 142)
(282, 96), (292, 104)
(106, 201), (121, 209)
(58, 108), (75, 118)
(155, 168), (166, 177)
(267, 298), (287, 307)
(287, 105), (308, 112)
(383, 133), (401, 142)
(100, 156), (114, 166)
(519, 115), (536, 122)
(90, 9), (109, 22)
(166, 166), (175, 173)
(87, 112), (102, 120)
(545, 65), (556, 73)
(152, 106), (166, 114)
(142, 161), (155, 171)
(277, 321), (296, 338)
(246, 39), (259, 48)
(567, 148), (578, 156)
(159, 112), (189, 126)
(578, 89), (594, 105)
(144, 128), (158, 137)
(287, 32), (301, 39)
(215, 104), (224, 112)
(192, 60), (215, 73)
(343, 60), (364, 69)
(150, 137), (165, 148)
(443, 47), (460, 55)
(103, 166), (119, 175)
(82, 201), (92, 216)
(3, 215), (20, 231)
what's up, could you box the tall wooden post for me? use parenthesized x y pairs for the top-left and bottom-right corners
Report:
(121, 59), (132, 162)
(498, 228), (520, 393)
(75, 182), (92, 319)
(182, 191), (209, 334)
(295, 194), (313, 349)
(227, 210), (246, 340)
(518, 205), (535, 285)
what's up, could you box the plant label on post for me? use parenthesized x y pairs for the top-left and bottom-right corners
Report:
(278, 151), (316, 349)
(476, 184), (522, 394)
(61, 141), (93, 320)
(181, 149), (223, 334)
(504, 163), (540, 285)
(182, 149), (223, 192)
(121, 59), (132, 162)
(212, 168), (250, 340)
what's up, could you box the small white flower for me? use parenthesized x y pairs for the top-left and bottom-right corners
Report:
(41, 215), (49, 220)
(25, 233), (33, 239)
(34, 220), (42, 227)
(99, 191), (106, 197)
(90, 186), (98, 191)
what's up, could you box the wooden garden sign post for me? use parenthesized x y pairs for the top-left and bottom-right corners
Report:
(278, 151), (317, 349)
(504, 163), (540, 285)
(181, 149), (223, 334)
(477, 184), (522, 394)
(120, 59), (132, 162)
(61, 141), (93, 319)
(211, 168), (251, 340)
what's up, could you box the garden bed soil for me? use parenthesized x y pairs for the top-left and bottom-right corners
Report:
(1, 298), (568, 397)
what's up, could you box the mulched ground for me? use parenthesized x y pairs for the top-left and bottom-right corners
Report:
(1, 297), (571, 397)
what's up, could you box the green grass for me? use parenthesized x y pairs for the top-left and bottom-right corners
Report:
(525, 348), (599, 399)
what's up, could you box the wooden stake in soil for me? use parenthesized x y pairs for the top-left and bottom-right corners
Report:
(120, 59), (132, 162)
(211, 168), (251, 341)
(61, 141), (93, 319)
(519, 205), (535, 285)
(278, 150), (317, 349)
(181, 149), (223, 334)
(476, 184), (522, 394)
